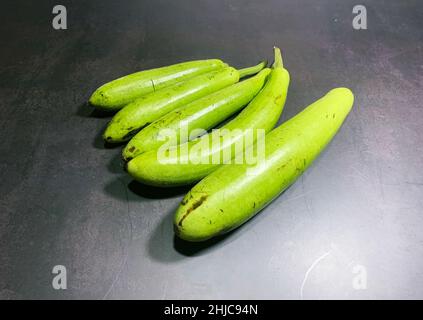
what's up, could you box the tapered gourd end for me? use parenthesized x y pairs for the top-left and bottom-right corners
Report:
(173, 191), (223, 242)
(237, 60), (268, 78)
(126, 157), (150, 183)
(328, 87), (354, 98)
(88, 90), (100, 106)
(125, 154), (163, 186)
(122, 142), (140, 162)
(102, 125), (114, 143)
(272, 46), (284, 69)
(89, 86), (123, 112)
(326, 87), (355, 113)
(102, 122), (126, 144)
(89, 87), (110, 108)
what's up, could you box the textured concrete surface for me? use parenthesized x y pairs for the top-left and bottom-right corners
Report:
(0, 0), (422, 299)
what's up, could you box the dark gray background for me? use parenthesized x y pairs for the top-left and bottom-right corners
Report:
(0, 0), (422, 299)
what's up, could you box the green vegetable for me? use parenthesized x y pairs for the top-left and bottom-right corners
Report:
(103, 62), (267, 143)
(174, 87), (354, 241)
(127, 47), (289, 186)
(122, 68), (271, 161)
(89, 59), (227, 111)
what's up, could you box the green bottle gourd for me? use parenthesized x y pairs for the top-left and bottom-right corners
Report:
(174, 87), (354, 241)
(89, 59), (227, 111)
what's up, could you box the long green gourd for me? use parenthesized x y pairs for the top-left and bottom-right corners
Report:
(89, 59), (227, 111)
(126, 47), (289, 186)
(103, 62), (266, 143)
(174, 87), (354, 241)
(122, 68), (271, 161)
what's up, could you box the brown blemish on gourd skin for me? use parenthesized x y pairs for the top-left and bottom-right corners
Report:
(277, 163), (287, 171)
(274, 94), (282, 104)
(178, 195), (208, 227)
